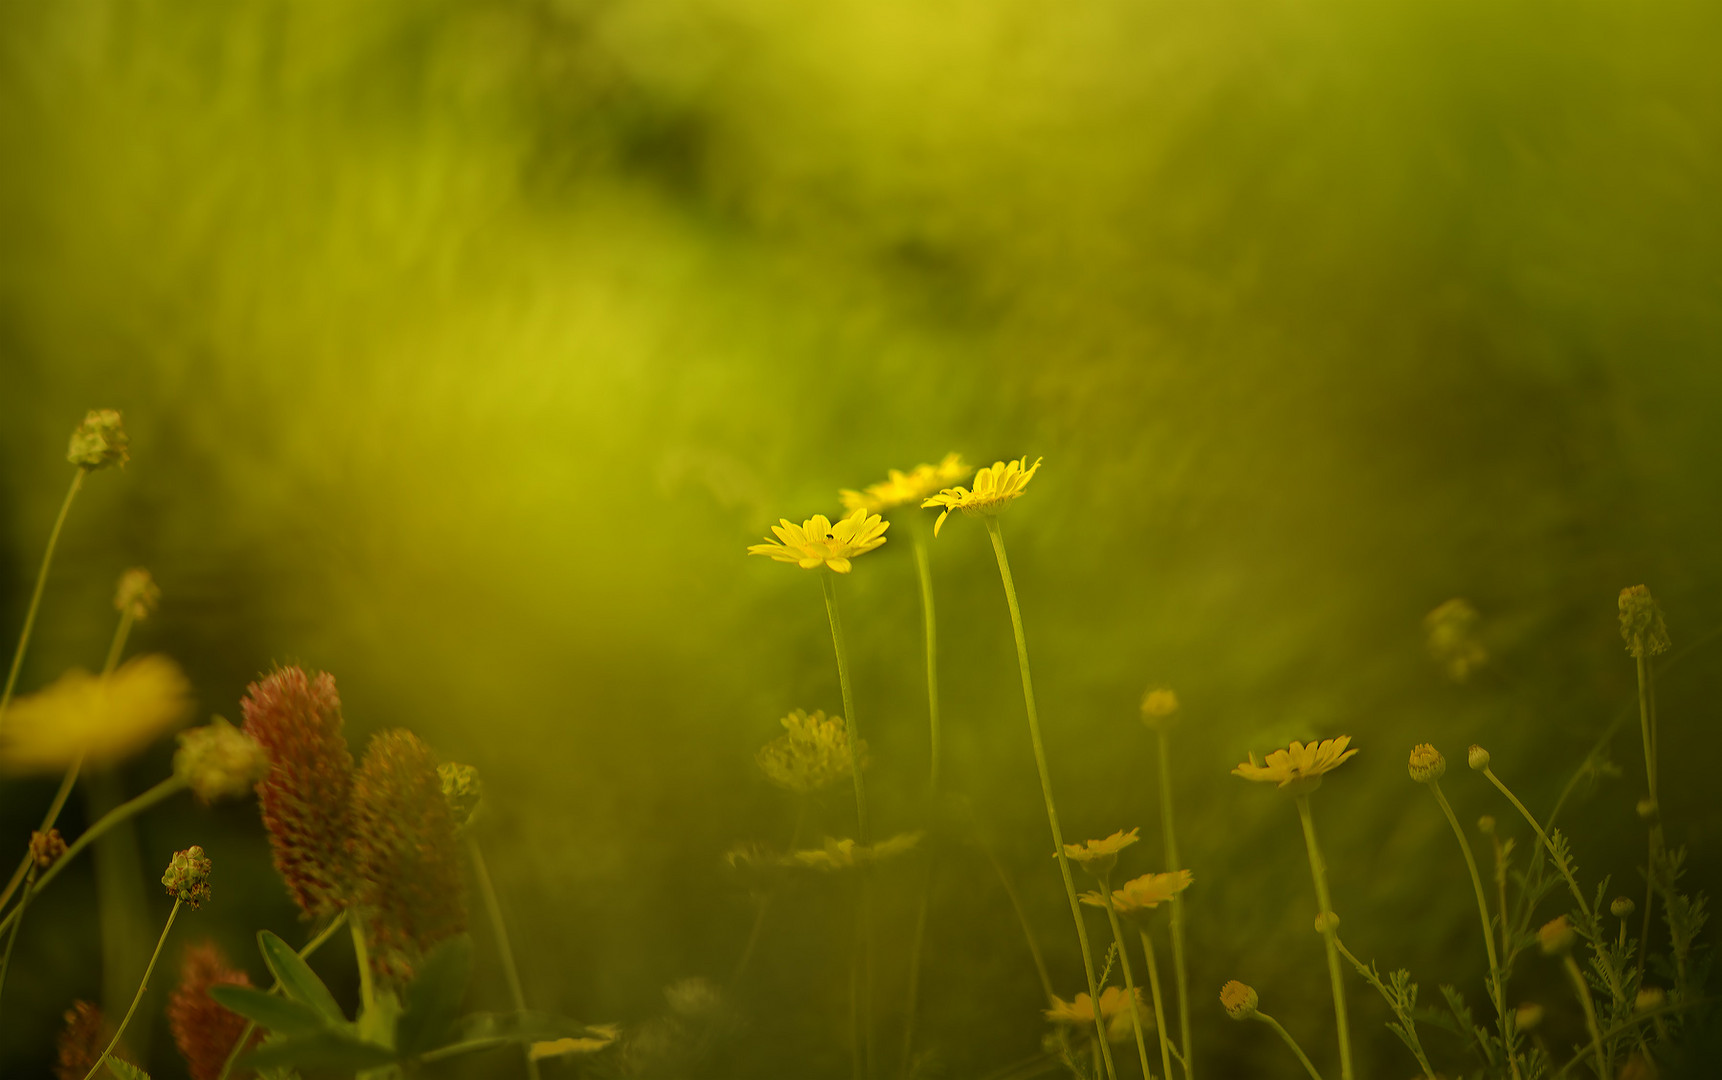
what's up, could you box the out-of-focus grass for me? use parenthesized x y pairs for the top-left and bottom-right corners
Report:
(2, 0), (1721, 1075)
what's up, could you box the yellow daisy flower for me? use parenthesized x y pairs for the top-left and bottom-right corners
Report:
(785, 831), (922, 871)
(1079, 869), (1194, 915)
(1044, 986), (1148, 1042)
(0, 655), (194, 773)
(747, 508), (889, 573)
(1232, 736), (1358, 794)
(840, 453), (972, 514)
(755, 709), (866, 794)
(1060, 827), (1140, 876)
(921, 456), (1042, 536)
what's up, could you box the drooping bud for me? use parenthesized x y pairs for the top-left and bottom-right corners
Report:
(1618, 585), (1671, 658)
(1140, 687), (1179, 729)
(1220, 980), (1259, 1020)
(438, 762), (483, 828)
(241, 666), (354, 920)
(114, 568), (161, 621)
(1468, 745), (1491, 771)
(29, 828), (66, 870)
(174, 717), (270, 803)
(169, 942), (259, 1080)
(163, 846), (213, 908)
(1313, 911), (1341, 935)
(348, 729), (467, 986)
(1611, 896), (1637, 919)
(1408, 744), (1446, 783)
(67, 409), (129, 470)
(1425, 598), (1487, 681)
(1537, 915), (1575, 956)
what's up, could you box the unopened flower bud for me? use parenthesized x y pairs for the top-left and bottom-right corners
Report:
(1140, 687), (1179, 729)
(29, 828), (66, 870)
(67, 410), (129, 470)
(1314, 911), (1341, 934)
(163, 846), (212, 908)
(1514, 1002), (1544, 1032)
(174, 718), (270, 803)
(1618, 585), (1671, 658)
(114, 568), (161, 621)
(1635, 986), (1666, 1013)
(1468, 745), (1490, 771)
(1477, 815), (1497, 836)
(1425, 598), (1487, 681)
(1538, 915), (1574, 956)
(439, 762), (483, 828)
(1408, 744), (1446, 783)
(1611, 896), (1637, 919)
(1220, 980), (1258, 1020)
(1636, 797), (1658, 822)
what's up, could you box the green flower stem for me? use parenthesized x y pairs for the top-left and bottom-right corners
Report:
(0, 866), (37, 1016)
(984, 518), (1117, 1080)
(1480, 767), (1591, 920)
(214, 912), (348, 1080)
(1136, 926), (1175, 1080)
(1634, 654), (1662, 978)
(83, 897), (181, 1080)
(1097, 887), (1154, 1080)
(0, 469), (84, 731)
(468, 834), (541, 1080)
(1155, 727), (1193, 1080)
(1427, 779), (1518, 1079)
(1253, 1011), (1326, 1080)
(733, 804), (807, 986)
(1331, 936), (1435, 1080)
(1561, 954), (1608, 1080)
(0, 776), (187, 937)
(1294, 794), (1354, 1080)
(351, 910), (377, 1014)
(1489, 831), (1511, 965)
(819, 571), (874, 1079)
(972, 817), (1056, 1006)
(898, 525), (941, 1079)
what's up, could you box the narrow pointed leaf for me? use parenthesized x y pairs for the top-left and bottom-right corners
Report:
(396, 934), (473, 1055)
(210, 984), (332, 1037)
(239, 1031), (398, 1072)
(258, 930), (344, 1022)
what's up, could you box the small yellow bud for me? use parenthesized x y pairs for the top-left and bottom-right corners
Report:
(113, 568), (161, 621)
(1425, 598), (1487, 681)
(439, 762), (483, 828)
(1611, 896), (1637, 919)
(1538, 915), (1575, 956)
(1468, 745), (1491, 771)
(1636, 797), (1658, 822)
(67, 409), (129, 470)
(1408, 744), (1446, 783)
(1220, 980), (1258, 1020)
(1618, 585), (1671, 658)
(1635, 986), (1666, 1013)
(1140, 687), (1179, 728)
(1477, 815), (1497, 835)
(162, 845), (212, 908)
(1314, 911), (1341, 934)
(1514, 1002), (1544, 1031)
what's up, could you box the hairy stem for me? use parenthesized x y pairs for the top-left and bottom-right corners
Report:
(1255, 1012), (1326, 1080)
(83, 898), (181, 1080)
(985, 518), (1116, 1080)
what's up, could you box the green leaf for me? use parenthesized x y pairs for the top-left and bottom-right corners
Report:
(210, 985), (333, 1038)
(452, 1010), (611, 1045)
(240, 1031), (398, 1072)
(258, 930), (344, 1022)
(396, 935), (473, 1055)
(105, 1060), (151, 1080)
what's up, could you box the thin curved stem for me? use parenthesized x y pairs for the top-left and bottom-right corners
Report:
(1561, 954), (1608, 1080)
(1137, 926), (1175, 1080)
(733, 804), (807, 986)
(0, 776), (188, 937)
(984, 518), (1116, 1080)
(972, 817), (1055, 1005)
(469, 835), (541, 1080)
(1331, 936), (1435, 1080)
(84, 898), (181, 1080)
(820, 572), (873, 1078)
(1098, 887), (1153, 1080)
(1481, 768), (1591, 920)
(0, 469), (85, 729)
(1254, 1012), (1326, 1080)
(0, 866), (36, 1015)
(899, 527), (941, 1078)
(214, 912), (347, 1080)
(1294, 794), (1353, 1080)
(1634, 654), (1662, 977)
(1428, 779), (1519, 1079)
(1155, 727), (1192, 1080)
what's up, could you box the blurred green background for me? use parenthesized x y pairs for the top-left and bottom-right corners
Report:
(3, 0), (1721, 1076)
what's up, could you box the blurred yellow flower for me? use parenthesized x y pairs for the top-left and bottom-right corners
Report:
(748, 508), (889, 573)
(786, 831), (922, 871)
(1232, 736), (1358, 793)
(922, 456), (1042, 536)
(756, 709), (865, 794)
(529, 1023), (621, 1060)
(1425, 598), (1487, 681)
(840, 453), (972, 514)
(1080, 869), (1193, 915)
(1061, 828), (1140, 867)
(1, 655), (193, 773)
(1045, 986), (1147, 1042)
